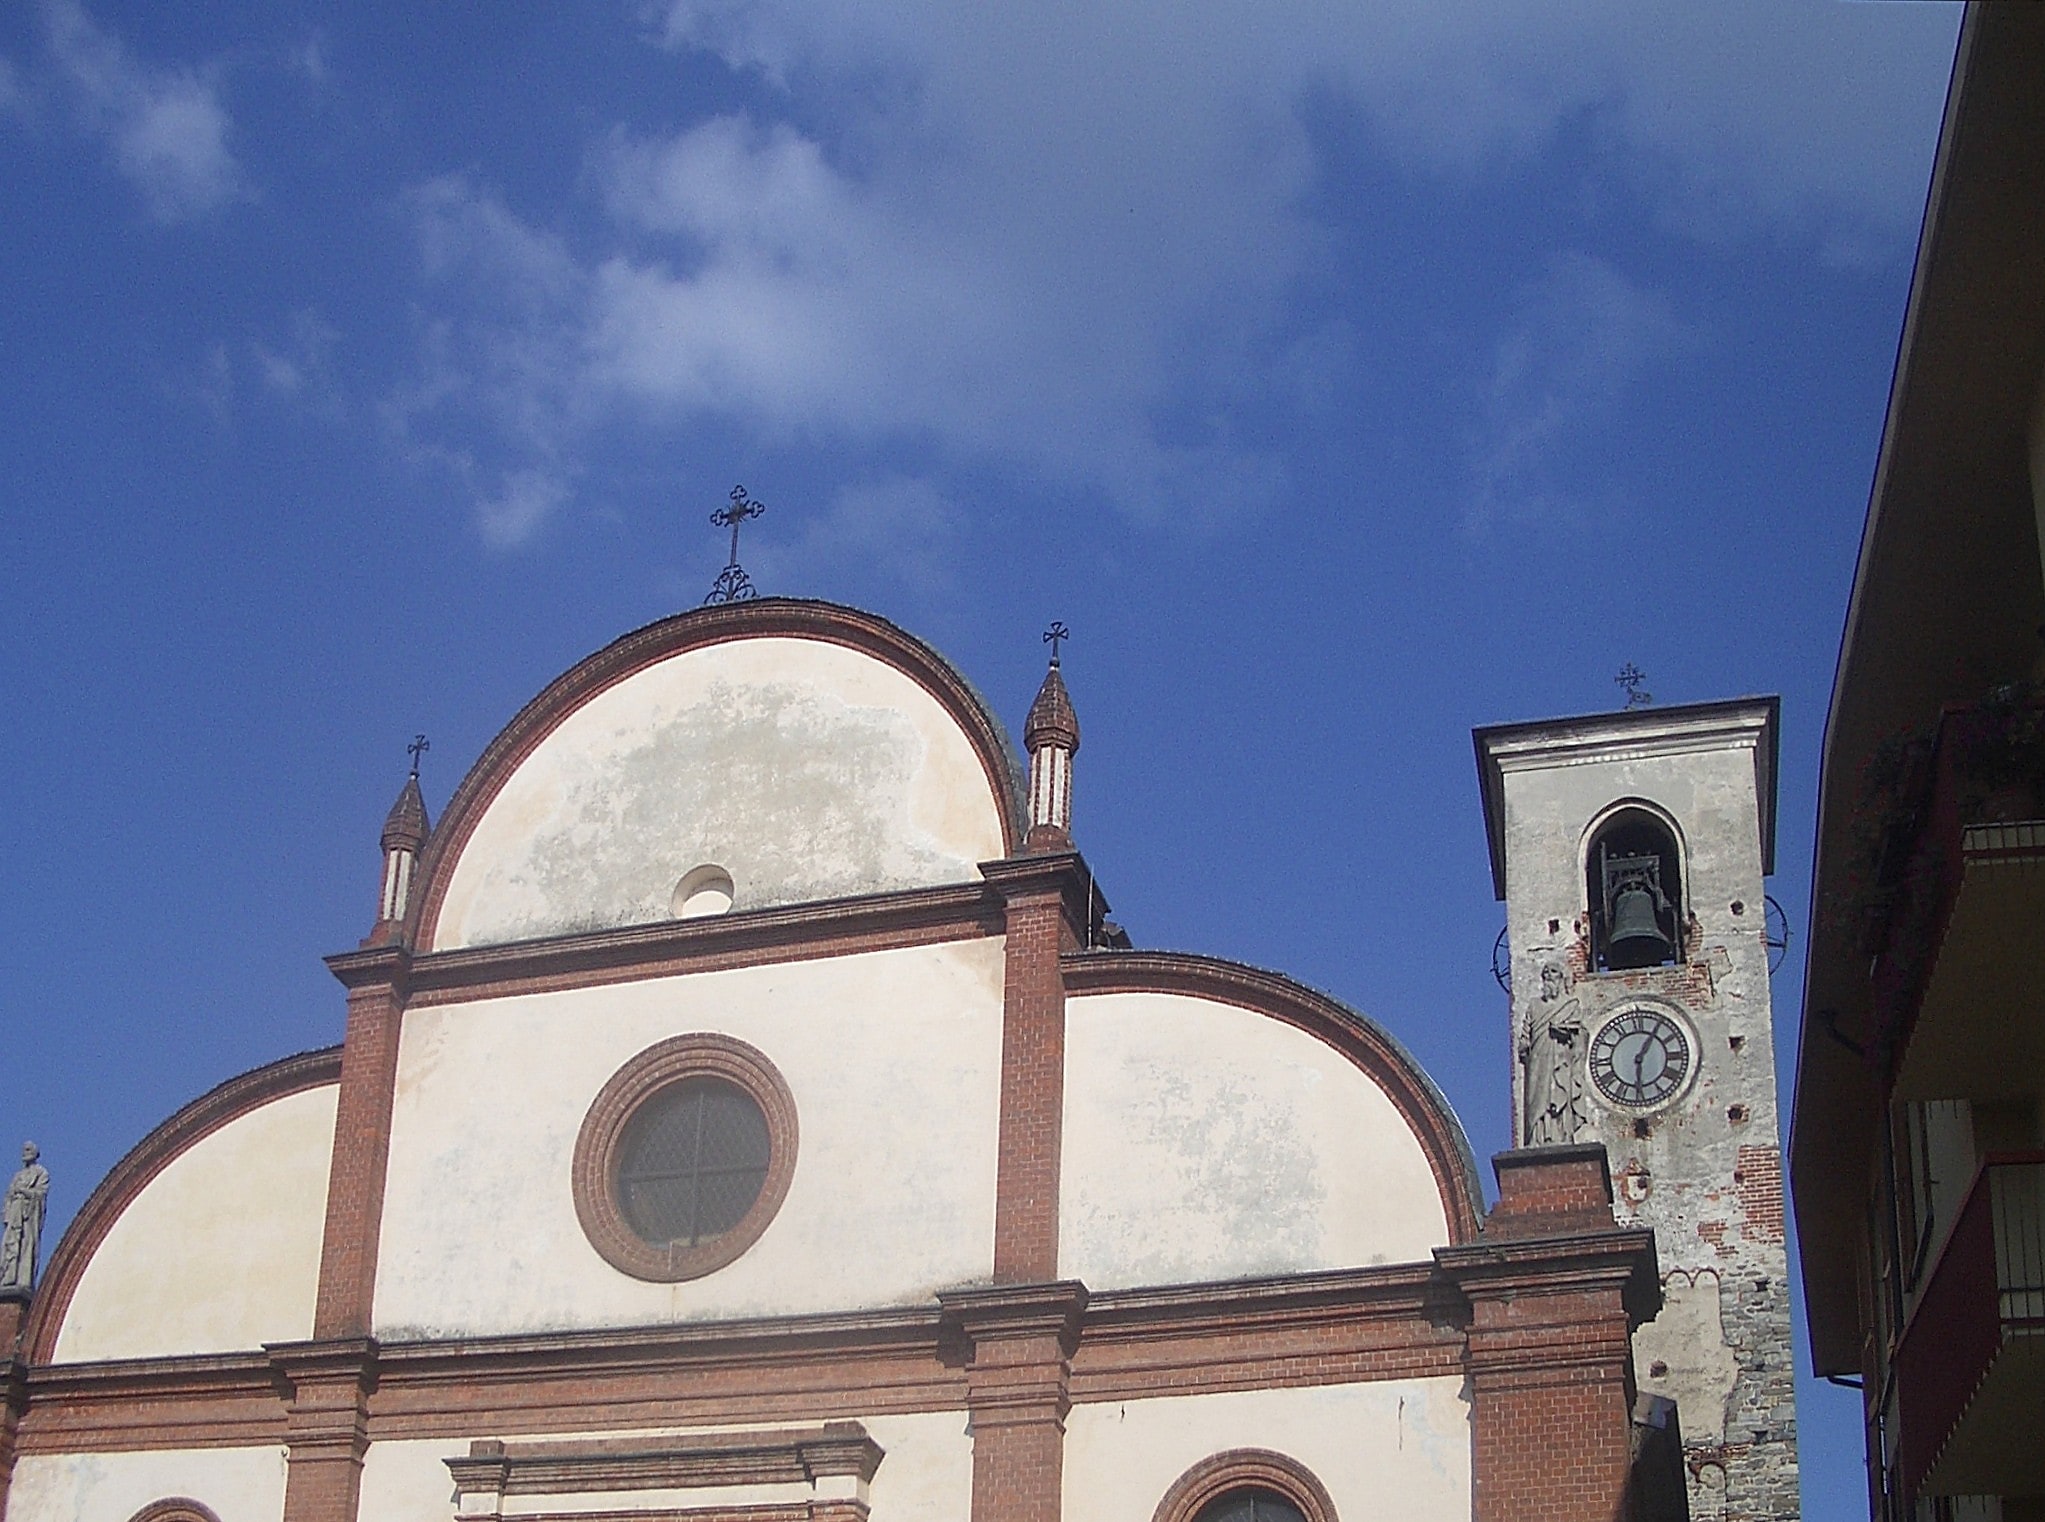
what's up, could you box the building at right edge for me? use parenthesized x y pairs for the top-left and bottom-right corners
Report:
(1792, 7), (2045, 1520)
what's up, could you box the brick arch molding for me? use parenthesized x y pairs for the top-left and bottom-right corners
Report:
(1151, 1449), (1339, 1522)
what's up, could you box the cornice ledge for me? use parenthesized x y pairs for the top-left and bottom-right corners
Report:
(1085, 1262), (1439, 1324)
(323, 943), (412, 993)
(938, 1280), (1089, 1351)
(979, 852), (1104, 942)
(401, 880), (1004, 1000)
(26, 1349), (276, 1398)
(1434, 1228), (1660, 1326)
(374, 1303), (946, 1375)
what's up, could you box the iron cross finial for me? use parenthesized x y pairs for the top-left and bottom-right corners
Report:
(1615, 664), (1653, 708)
(407, 734), (430, 778)
(705, 485), (767, 604)
(1043, 621), (1070, 667)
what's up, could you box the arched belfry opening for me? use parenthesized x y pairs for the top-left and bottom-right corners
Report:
(1585, 805), (1685, 971)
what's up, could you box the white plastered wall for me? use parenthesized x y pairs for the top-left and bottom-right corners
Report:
(1060, 992), (1449, 1289)
(1064, 1379), (1471, 1522)
(8, 1445), (288, 1522)
(434, 637), (1009, 949)
(373, 940), (1005, 1338)
(356, 1414), (973, 1522)
(54, 1086), (336, 1363)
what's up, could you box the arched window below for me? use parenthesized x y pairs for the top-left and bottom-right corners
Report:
(1586, 806), (1685, 971)
(1152, 1450), (1337, 1522)
(1194, 1488), (1307, 1522)
(127, 1503), (222, 1522)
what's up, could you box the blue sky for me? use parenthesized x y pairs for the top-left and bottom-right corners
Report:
(0, 2), (1962, 1512)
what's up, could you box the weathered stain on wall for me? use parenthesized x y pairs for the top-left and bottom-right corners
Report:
(438, 638), (1008, 949)
(1060, 991), (1450, 1289)
(7, 1444), (290, 1521)
(1063, 1380), (1472, 1522)
(373, 940), (1007, 1339)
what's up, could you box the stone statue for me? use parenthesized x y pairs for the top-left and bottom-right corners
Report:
(1521, 1000), (1588, 1146)
(0, 1143), (50, 1294)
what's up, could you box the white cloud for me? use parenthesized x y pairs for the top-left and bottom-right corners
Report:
(1468, 252), (1698, 529)
(36, 0), (244, 221)
(395, 1), (1955, 546)
(478, 468), (572, 549)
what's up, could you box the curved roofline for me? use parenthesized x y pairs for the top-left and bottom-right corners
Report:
(1060, 950), (1486, 1245)
(408, 599), (1031, 952)
(25, 1046), (343, 1365)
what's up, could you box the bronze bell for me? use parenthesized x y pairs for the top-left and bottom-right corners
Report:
(1606, 882), (1673, 968)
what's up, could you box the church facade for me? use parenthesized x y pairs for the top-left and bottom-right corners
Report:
(0, 599), (1758, 1522)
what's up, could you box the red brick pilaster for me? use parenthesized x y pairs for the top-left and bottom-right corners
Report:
(271, 1338), (377, 1522)
(940, 1281), (1087, 1522)
(1435, 1145), (1660, 1522)
(980, 855), (1092, 1284)
(314, 946), (409, 1339)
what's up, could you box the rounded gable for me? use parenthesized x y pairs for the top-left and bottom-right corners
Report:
(415, 601), (1027, 951)
(1060, 952), (1484, 1256)
(27, 1047), (342, 1365)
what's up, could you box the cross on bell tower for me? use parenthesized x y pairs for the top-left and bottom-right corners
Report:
(704, 485), (766, 605)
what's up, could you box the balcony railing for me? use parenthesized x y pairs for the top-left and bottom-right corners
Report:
(1894, 1155), (2045, 1506)
(1858, 700), (2045, 1088)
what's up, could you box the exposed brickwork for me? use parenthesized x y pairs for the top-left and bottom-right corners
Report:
(986, 856), (1087, 1284)
(940, 1283), (1085, 1522)
(1734, 1146), (1785, 1245)
(1436, 1146), (1662, 1522)
(311, 954), (408, 1339)
(273, 1339), (376, 1522)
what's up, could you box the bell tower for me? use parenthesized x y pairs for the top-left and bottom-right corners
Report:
(1474, 697), (1798, 1522)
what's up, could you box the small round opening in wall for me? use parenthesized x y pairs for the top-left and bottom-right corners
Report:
(672, 864), (736, 919)
(574, 1034), (797, 1282)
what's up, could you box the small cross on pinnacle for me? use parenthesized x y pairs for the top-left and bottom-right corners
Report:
(1043, 621), (1069, 667)
(1616, 664), (1653, 708)
(407, 734), (430, 778)
(705, 485), (766, 604)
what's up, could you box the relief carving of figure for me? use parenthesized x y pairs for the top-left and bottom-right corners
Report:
(1521, 999), (1588, 1146)
(0, 1143), (50, 1294)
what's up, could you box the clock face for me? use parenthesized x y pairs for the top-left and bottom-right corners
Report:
(1589, 1008), (1692, 1109)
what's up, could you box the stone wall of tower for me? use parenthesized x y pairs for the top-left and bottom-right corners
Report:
(1482, 703), (1799, 1522)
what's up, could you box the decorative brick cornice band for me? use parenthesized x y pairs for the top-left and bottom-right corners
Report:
(24, 1048), (343, 1365)
(387, 880), (1007, 1009)
(446, 1423), (883, 1495)
(409, 599), (1031, 951)
(1061, 950), (1484, 1244)
(15, 1262), (1471, 1454)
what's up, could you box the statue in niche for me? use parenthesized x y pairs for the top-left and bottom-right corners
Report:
(1521, 999), (1588, 1146)
(0, 1143), (49, 1294)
